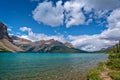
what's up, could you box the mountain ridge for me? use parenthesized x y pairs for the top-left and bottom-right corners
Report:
(0, 21), (87, 53)
(19, 39), (86, 53)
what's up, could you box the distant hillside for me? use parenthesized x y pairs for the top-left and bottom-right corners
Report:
(49, 46), (86, 53)
(110, 41), (120, 53)
(94, 42), (120, 53)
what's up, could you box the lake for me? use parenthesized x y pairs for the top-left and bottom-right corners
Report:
(0, 53), (108, 80)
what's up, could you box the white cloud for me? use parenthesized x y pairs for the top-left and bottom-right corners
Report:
(32, 0), (120, 27)
(20, 27), (66, 42)
(64, 0), (85, 27)
(101, 8), (120, 40)
(32, 1), (64, 27)
(86, 18), (93, 25)
(7, 28), (12, 31)
(107, 8), (120, 29)
(85, 0), (120, 10)
(69, 34), (118, 51)
(68, 8), (120, 51)
(101, 28), (120, 41)
(20, 27), (32, 32)
(32, 0), (86, 27)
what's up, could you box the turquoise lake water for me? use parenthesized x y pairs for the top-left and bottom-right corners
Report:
(0, 53), (108, 80)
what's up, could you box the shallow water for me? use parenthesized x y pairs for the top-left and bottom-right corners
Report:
(0, 53), (108, 80)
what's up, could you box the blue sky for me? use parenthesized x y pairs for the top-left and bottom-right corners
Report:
(0, 0), (120, 51)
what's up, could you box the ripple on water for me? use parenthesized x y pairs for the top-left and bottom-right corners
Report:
(0, 53), (108, 80)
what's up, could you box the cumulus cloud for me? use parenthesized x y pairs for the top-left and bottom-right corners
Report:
(32, 0), (86, 27)
(101, 8), (120, 40)
(32, 0), (120, 27)
(64, 0), (85, 27)
(85, 0), (120, 10)
(68, 8), (120, 51)
(32, 1), (64, 27)
(20, 27), (32, 32)
(69, 35), (117, 51)
(20, 27), (66, 42)
(107, 8), (120, 29)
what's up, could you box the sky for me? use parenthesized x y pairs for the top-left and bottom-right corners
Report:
(0, 0), (120, 51)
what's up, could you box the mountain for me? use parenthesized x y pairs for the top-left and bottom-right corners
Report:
(0, 22), (23, 52)
(0, 21), (87, 53)
(11, 35), (32, 47)
(20, 39), (87, 53)
(64, 42), (74, 48)
(0, 22), (12, 42)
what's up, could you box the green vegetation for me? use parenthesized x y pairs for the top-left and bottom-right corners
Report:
(105, 41), (120, 79)
(108, 72), (120, 80)
(87, 69), (100, 80)
(87, 62), (104, 80)
(87, 41), (120, 80)
(106, 42), (120, 70)
(107, 59), (120, 70)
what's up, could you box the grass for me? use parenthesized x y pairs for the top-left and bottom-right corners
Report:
(106, 42), (120, 80)
(87, 69), (100, 80)
(106, 53), (120, 80)
(108, 53), (120, 59)
(108, 71), (120, 80)
(98, 62), (104, 71)
(86, 62), (104, 80)
(106, 59), (120, 70)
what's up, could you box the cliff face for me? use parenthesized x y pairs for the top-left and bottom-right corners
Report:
(0, 22), (23, 52)
(0, 22), (12, 42)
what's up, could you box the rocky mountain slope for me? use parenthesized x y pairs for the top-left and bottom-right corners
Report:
(20, 39), (87, 53)
(0, 22), (12, 42)
(0, 22), (23, 52)
(11, 35), (32, 47)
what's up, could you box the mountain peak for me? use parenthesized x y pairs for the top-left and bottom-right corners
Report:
(64, 42), (73, 48)
(0, 22), (12, 42)
(0, 22), (23, 52)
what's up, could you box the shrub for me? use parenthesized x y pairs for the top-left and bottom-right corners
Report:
(87, 69), (100, 80)
(109, 72), (120, 80)
(107, 59), (120, 70)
